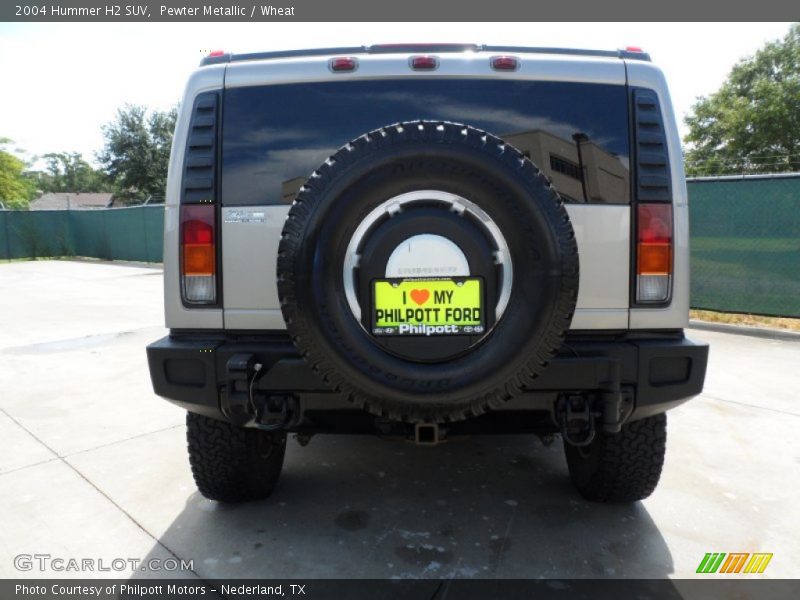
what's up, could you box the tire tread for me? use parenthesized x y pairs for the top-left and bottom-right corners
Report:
(186, 412), (286, 502)
(565, 414), (667, 502)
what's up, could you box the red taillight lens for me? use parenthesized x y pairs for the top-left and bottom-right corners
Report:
(183, 215), (214, 248)
(491, 56), (519, 71)
(638, 203), (672, 272)
(329, 57), (358, 72)
(636, 204), (672, 303)
(409, 55), (439, 70)
(180, 205), (216, 303)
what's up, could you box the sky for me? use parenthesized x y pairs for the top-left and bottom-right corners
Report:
(0, 22), (792, 167)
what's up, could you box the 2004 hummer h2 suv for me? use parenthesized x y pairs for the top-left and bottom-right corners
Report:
(147, 44), (709, 504)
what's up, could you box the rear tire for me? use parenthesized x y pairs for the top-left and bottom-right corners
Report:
(186, 412), (286, 502)
(564, 414), (667, 502)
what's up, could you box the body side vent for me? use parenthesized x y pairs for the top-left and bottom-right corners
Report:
(181, 92), (219, 204)
(633, 88), (671, 202)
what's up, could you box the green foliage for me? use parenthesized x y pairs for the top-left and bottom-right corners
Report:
(0, 138), (37, 209)
(30, 152), (109, 194)
(97, 104), (177, 204)
(684, 24), (800, 176)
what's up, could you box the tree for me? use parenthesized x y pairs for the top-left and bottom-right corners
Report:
(684, 23), (800, 176)
(0, 138), (37, 209)
(32, 152), (108, 193)
(97, 104), (178, 203)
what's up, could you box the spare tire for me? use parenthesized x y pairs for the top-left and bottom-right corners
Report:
(277, 121), (578, 423)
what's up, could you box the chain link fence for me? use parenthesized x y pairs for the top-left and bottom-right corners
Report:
(687, 173), (800, 318)
(0, 205), (164, 262)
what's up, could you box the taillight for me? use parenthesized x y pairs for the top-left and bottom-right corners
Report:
(409, 55), (439, 70)
(181, 205), (216, 304)
(636, 204), (672, 303)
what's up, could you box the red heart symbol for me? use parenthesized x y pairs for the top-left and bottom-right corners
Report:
(410, 289), (430, 305)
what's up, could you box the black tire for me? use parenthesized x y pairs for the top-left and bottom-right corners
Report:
(186, 412), (286, 502)
(564, 414), (667, 502)
(278, 120), (579, 423)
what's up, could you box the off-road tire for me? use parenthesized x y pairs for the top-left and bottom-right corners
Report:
(186, 412), (286, 502)
(564, 414), (667, 503)
(277, 121), (579, 423)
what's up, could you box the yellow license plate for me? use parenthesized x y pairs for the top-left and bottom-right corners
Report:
(372, 278), (484, 336)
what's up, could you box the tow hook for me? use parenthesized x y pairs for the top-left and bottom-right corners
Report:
(556, 394), (598, 447)
(600, 388), (634, 434)
(556, 388), (635, 446)
(223, 353), (259, 426)
(223, 353), (300, 430)
(597, 360), (634, 434)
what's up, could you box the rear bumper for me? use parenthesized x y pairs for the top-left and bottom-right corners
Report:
(146, 330), (708, 432)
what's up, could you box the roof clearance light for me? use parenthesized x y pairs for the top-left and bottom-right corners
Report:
(208, 50), (225, 57)
(625, 46), (644, 53)
(491, 56), (519, 71)
(329, 57), (358, 72)
(409, 55), (439, 70)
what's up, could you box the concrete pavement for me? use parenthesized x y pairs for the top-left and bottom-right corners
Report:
(1, 260), (798, 580)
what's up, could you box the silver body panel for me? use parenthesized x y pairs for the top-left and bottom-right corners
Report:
(567, 205), (630, 329)
(221, 205), (288, 330)
(164, 50), (688, 332)
(219, 204), (632, 331)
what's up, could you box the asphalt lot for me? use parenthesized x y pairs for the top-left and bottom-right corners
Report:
(1, 260), (798, 580)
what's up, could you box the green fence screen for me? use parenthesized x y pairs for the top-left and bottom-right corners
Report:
(0, 205), (164, 263)
(687, 175), (800, 318)
(2, 177), (799, 318)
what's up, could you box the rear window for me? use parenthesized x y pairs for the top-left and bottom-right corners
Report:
(221, 79), (630, 206)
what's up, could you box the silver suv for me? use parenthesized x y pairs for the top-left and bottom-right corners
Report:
(147, 44), (708, 503)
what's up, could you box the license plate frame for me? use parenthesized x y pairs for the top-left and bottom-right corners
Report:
(371, 277), (484, 336)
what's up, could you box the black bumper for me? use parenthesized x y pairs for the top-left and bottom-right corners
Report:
(146, 330), (708, 432)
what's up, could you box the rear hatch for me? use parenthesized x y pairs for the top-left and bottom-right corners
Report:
(217, 52), (632, 329)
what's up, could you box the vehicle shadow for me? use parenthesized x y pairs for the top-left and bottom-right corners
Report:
(133, 433), (676, 580)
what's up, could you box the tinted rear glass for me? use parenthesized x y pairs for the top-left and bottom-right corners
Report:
(221, 79), (630, 205)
